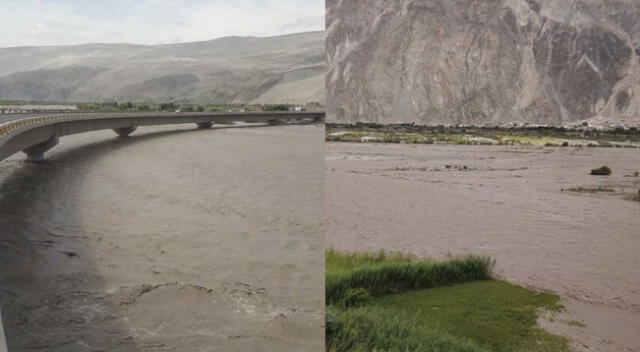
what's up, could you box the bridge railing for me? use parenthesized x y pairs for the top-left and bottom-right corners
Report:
(0, 115), (69, 138)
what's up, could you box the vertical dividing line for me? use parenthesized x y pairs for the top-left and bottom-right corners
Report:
(0, 309), (7, 352)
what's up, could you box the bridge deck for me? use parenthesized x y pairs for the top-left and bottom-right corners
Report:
(0, 111), (324, 162)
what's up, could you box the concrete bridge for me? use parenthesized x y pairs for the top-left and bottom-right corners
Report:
(0, 111), (324, 162)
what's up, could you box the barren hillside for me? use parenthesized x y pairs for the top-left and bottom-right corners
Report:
(0, 31), (325, 104)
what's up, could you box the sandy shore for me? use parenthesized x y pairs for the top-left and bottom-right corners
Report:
(326, 142), (640, 352)
(0, 124), (324, 351)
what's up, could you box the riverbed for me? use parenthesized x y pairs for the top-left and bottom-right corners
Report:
(326, 142), (640, 352)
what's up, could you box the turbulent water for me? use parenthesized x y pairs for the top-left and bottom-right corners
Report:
(0, 124), (324, 351)
(326, 142), (640, 351)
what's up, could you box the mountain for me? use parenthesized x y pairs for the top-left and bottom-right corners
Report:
(0, 31), (325, 104)
(326, 0), (640, 126)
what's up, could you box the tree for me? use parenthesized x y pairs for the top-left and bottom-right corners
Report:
(160, 103), (177, 111)
(264, 104), (289, 111)
(119, 102), (133, 110)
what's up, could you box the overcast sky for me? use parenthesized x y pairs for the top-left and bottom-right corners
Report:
(0, 0), (324, 48)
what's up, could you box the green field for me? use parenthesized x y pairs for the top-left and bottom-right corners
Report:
(326, 249), (570, 352)
(326, 123), (640, 148)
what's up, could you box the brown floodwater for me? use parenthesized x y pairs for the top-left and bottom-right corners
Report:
(0, 124), (324, 351)
(326, 142), (640, 352)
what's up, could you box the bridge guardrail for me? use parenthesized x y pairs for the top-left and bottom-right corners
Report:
(0, 111), (323, 139)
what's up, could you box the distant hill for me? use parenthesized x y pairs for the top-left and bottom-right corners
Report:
(0, 31), (325, 105)
(327, 0), (640, 126)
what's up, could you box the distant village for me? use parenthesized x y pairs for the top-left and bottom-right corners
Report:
(0, 104), (79, 114)
(0, 101), (323, 115)
(496, 120), (638, 132)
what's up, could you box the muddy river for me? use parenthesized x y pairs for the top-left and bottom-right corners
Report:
(0, 124), (324, 351)
(326, 142), (640, 352)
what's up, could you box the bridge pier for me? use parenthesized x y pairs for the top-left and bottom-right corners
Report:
(113, 126), (137, 137)
(196, 122), (213, 129)
(22, 135), (59, 162)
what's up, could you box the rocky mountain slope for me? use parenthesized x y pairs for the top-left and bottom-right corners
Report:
(0, 31), (325, 104)
(327, 0), (640, 126)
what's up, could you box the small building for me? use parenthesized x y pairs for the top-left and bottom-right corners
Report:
(0, 104), (78, 114)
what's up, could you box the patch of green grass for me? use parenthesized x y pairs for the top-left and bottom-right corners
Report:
(373, 280), (568, 352)
(327, 305), (488, 352)
(326, 248), (414, 272)
(327, 250), (570, 352)
(327, 253), (494, 305)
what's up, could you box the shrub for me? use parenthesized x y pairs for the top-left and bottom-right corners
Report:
(160, 102), (177, 111)
(590, 166), (612, 176)
(561, 141), (569, 147)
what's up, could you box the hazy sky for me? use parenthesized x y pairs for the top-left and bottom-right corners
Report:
(0, 0), (324, 48)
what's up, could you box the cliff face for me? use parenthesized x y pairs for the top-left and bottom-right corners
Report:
(327, 0), (640, 126)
